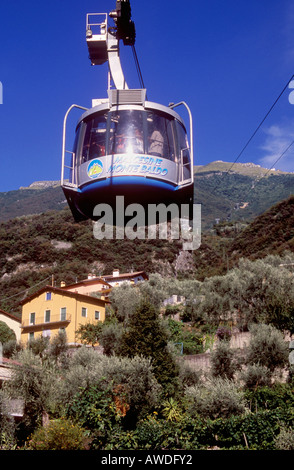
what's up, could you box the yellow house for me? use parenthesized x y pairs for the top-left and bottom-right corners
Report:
(20, 285), (109, 346)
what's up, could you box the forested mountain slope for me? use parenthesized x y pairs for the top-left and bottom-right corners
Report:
(194, 161), (294, 228)
(0, 161), (293, 229)
(0, 193), (293, 317)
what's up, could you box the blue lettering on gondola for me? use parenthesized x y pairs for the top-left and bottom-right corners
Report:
(107, 155), (168, 176)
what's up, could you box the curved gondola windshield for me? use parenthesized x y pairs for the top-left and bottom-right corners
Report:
(69, 107), (193, 192)
(147, 111), (175, 160)
(109, 110), (145, 155)
(176, 120), (191, 180)
(80, 114), (107, 163)
(75, 109), (185, 163)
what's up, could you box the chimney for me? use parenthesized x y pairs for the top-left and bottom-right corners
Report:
(60, 281), (66, 287)
(113, 269), (119, 277)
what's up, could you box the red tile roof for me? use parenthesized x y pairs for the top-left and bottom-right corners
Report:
(0, 308), (21, 323)
(20, 285), (110, 306)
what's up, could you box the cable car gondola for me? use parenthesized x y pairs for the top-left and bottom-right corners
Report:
(61, 1), (194, 223)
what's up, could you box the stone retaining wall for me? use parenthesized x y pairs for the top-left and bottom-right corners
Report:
(182, 331), (250, 371)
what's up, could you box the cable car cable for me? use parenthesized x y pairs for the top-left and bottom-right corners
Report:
(0, 275), (52, 303)
(211, 73), (294, 193)
(263, 139), (294, 177)
(131, 44), (146, 90)
(243, 137), (294, 199)
(224, 136), (294, 223)
(224, 73), (294, 174)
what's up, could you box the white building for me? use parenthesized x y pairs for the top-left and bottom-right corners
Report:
(101, 269), (148, 287)
(0, 308), (21, 341)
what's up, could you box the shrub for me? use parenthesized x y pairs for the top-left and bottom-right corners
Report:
(61, 351), (161, 432)
(274, 425), (294, 450)
(164, 305), (180, 317)
(66, 380), (118, 449)
(210, 340), (240, 380)
(167, 319), (204, 355)
(0, 390), (17, 450)
(103, 414), (212, 450)
(246, 323), (288, 373)
(5, 349), (60, 442)
(99, 322), (124, 356)
(76, 322), (103, 347)
(161, 398), (183, 422)
(100, 408), (294, 450)
(185, 378), (247, 420)
(48, 330), (68, 362)
(244, 383), (294, 411)
(27, 336), (50, 358)
(241, 364), (272, 389)
(66, 355), (161, 448)
(179, 306), (192, 322)
(0, 321), (16, 344)
(216, 326), (232, 341)
(209, 408), (291, 450)
(27, 418), (87, 450)
(178, 362), (202, 388)
(101, 355), (161, 428)
(2, 340), (22, 359)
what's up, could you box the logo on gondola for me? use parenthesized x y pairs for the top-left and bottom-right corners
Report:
(87, 159), (103, 179)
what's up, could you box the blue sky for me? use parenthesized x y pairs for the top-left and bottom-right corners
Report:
(0, 0), (294, 192)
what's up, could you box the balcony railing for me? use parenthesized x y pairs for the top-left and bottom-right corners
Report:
(21, 314), (71, 329)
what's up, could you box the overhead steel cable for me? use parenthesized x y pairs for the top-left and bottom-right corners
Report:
(223, 136), (294, 223)
(131, 44), (146, 90)
(211, 73), (294, 192)
(0, 275), (52, 304)
(263, 139), (294, 177)
(244, 137), (294, 198)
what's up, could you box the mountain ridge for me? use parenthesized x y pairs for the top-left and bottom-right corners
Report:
(194, 160), (294, 176)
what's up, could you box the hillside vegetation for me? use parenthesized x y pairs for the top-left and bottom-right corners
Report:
(0, 185), (66, 221)
(0, 208), (183, 315)
(2, 264), (294, 450)
(0, 192), (293, 316)
(194, 162), (294, 227)
(0, 160), (293, 317)
(1, 161), (293, 229)
(229, 195), (294, 261)
(0, 166), (294, 451)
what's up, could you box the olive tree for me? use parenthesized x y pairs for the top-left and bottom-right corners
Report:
(62, 350), (161, 430)
(210, 340), (241, 380)
(4, 349), (60, 441)
(198, 255), (294, 332)
(245, 323), (289, 373)
(185, 377), (247, 420)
